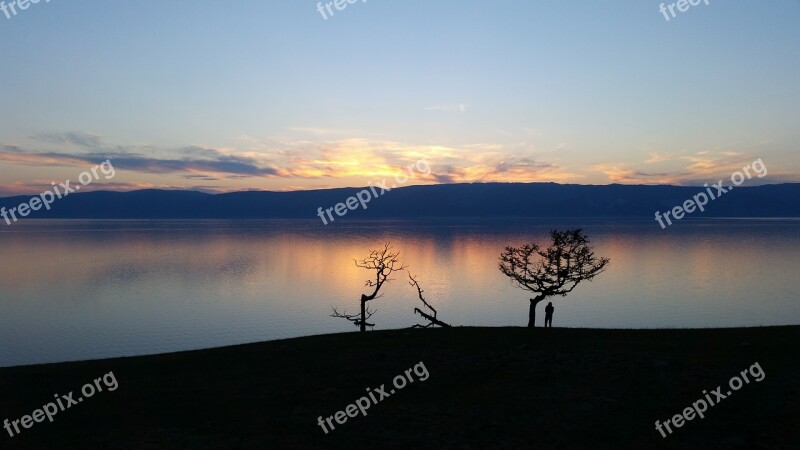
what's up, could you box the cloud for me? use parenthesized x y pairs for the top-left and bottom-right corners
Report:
(592, 164), (680, 185)
(433, 154), (577, 184)
(33, 131), (102, 148)
(0, 181), (184, 197)
(0, 134), (582, 192)
(425, 104), (468, 113)
(0, 146), (284, 178)
(106, 153), (283, 177)
(286, 127), (353, 137)
(593, 151), (783, 185)
(184, 174), (221, 181)
(678, 152), (748, 177)
(281, 138), (579, 183)
(0, 150), (96, 167)
(644, 152), (674, 164)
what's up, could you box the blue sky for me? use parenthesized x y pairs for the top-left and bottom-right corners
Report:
(1, 0), (798, 194)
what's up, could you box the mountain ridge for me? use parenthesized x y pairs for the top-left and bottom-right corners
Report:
(1, 182), (798, 220)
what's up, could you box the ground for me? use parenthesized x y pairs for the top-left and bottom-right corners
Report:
(1, 326), (799, 449)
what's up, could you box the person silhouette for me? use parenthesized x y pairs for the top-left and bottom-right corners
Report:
(544, 302), (554, 328)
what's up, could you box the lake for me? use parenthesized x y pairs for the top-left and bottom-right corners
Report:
(1, 218), (799, 367)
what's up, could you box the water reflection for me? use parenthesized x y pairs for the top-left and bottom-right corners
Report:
(1, 219), (798, 366)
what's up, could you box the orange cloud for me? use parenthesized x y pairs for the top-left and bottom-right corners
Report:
(0, 137), (583, 194)
(593, 151), (776, 186)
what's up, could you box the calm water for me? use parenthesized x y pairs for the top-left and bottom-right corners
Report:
(1, 218), (799, 367)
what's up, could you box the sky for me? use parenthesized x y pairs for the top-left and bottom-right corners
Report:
(1, 0), (799, 195)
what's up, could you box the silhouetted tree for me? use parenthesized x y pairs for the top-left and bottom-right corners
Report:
(408, 273), (451, 328)
(499, 229), (609, 328)
(331, 243), (406, 332)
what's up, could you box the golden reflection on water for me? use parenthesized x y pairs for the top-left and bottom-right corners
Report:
(0, 219), (798, 366)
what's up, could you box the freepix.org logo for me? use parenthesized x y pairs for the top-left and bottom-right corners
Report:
(659, 0), (710, 22)
(316, 0), (367, 21)
(1, 160), (116, 226)
(1, 0), (51, 21)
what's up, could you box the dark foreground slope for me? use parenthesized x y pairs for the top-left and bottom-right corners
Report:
(1, 327), (799, 449)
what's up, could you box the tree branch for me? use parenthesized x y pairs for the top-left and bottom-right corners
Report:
(331, 306), (376, 329)
(408, 273), (451, 328)
(499, 229), (610, 301)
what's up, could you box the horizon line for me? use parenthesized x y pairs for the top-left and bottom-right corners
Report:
(1, 180), (799, 199)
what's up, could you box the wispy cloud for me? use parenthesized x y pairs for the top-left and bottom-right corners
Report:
(0, 181), (184, 197)
(593, 151), (781, 186)
(0, 146), (284, 177)
(285, 127), (354, 137)
(33, 131), (103, 148)
(592, 164), (680, 185)
(644, 152), (674, 164)
(425, 104), (468, 113)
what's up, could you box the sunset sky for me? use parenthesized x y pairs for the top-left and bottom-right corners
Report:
(1, 0), (799, 195)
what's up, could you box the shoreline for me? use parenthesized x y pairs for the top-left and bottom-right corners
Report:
(2, 324), (799, 370)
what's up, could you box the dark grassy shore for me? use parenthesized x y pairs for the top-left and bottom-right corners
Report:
(1, 326), (799, 449)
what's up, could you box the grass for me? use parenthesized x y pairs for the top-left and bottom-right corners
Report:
(1, 326), (799, 449)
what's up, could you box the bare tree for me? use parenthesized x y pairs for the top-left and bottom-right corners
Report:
(499, 229), (609, 328)
(331, 243), (406, 332)
(408, 273), (451, 328)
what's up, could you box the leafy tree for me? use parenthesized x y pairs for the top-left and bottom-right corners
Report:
(499, 229), (609, 328)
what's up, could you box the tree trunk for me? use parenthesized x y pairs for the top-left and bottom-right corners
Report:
(528, 300), (536, 328)
(360, 296), (366, 332)
(528, 296), (545, 328)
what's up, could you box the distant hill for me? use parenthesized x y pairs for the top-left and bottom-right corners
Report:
(1, 183), (799, 220)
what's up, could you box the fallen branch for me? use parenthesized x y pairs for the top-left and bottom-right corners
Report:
(413, 307), (451, 328)
(409, 273), (452, 328)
